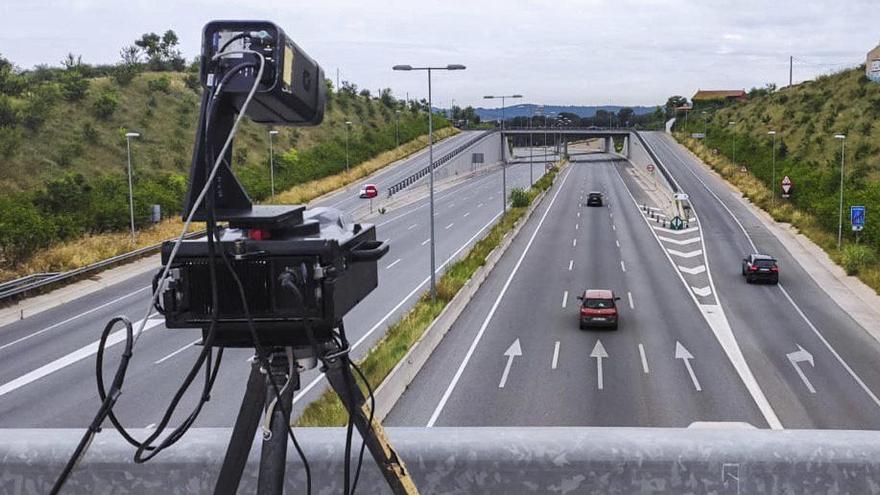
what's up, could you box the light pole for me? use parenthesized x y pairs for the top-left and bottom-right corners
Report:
(835, 134), (846, 249)
(484, 94), (523, 213)
(728, 121), (736, 168)
(344, 120), (352, 172)
(702, 111), (708, 136)
(395, 110), (401, 148)
(268, 130), (278, 198)
(529, 109), (534, 186)
(393, 63), (466, 300)
(767, 130), (776, 204)
(124, 132), (140, 243)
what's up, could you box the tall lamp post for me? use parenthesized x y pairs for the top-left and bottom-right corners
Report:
(529, 108), (534, 186)
(395, 110), (401, 148)
(268, 130), (278, 198)
(767, 130), (776, 204)
(702, 111), (708, 136)
(124, 132), (140, 243)
(344, 121), (353, 172)
(728, 121), (737, 168)
(484, 94), (522, 213)
(835, 134), (846, 249)
(393, 63), (466, 300)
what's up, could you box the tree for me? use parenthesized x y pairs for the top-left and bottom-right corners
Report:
(135, 30), (184, 71)
(617, 107), (635, 126)
(665, 95), (688, 116)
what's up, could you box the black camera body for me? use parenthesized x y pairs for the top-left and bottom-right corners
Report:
(200, 20), (325, 125)
(161, 207), (388, 347)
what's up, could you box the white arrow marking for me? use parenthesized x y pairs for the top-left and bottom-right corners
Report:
(498, 339), (522, 388)
(786, 345), (816, 394)
(675, 341), (702, 391)
(591, 340), (609, 390)
(668, 248), (703, 259)
(658, 235), (701, 246)
(653, 226), (699, 235)
(691, 286), (712, 297)
(678, 264), (707, 275)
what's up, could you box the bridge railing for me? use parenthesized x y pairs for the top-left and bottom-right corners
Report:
(386, 129), (497, 198)
(5, 427), (880, 494)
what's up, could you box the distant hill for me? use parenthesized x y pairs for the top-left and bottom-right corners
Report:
(472, 104), (658, 121)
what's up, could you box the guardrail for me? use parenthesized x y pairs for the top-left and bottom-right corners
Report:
(386, 129), (497, 197)
(0, 231), (203, 303)
(5, 427), (880, 493)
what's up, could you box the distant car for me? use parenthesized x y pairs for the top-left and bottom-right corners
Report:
(578, 289), (621, 329)
(359, 184), (378, 199)
(741, 254), (779, 284)
(586, 192), (603, 207)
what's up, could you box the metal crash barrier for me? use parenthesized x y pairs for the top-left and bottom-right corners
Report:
(3, 427), (880, 494)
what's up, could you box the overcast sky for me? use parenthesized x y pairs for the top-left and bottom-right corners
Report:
(1, 0), (877, 108)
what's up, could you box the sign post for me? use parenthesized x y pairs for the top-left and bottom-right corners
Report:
(781, 175), (793, 199)
(851, 206), (865, 242)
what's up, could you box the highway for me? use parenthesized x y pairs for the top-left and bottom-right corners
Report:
(0, 131), (549, 427)
(387, 134), (880, 429)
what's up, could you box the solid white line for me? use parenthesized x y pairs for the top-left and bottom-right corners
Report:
(638, 343), (649, 373)
(628, 291), (634, 309)
(620, 261), (626, 272)
(568, 260), (573, 271)
(0, 286), (149, 352)
(552, 341), (560, 369)
(386, 258), (402, 269)
(572, 239), (577, 247)
(561, 290), (569, 308)
(407, 223), (418, 230)
(154, 338), (200, 365)
(426, 167), (573, 427)
(463, 212), (470, 218)
(0, 318), (164, 398)
(445, 223), (454, 230)
(421, 238), (430, 246)
(293, 210), (507, 407)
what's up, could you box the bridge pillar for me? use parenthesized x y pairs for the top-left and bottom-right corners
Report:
(623, 135), (630, 158)
(604, 137), (612, 153)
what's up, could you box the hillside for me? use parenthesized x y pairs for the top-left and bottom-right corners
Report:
(0, 63), (448, 267)
(675, 65), (880, 283)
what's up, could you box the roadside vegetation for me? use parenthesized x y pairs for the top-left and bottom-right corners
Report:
(0, 35), (451, 281)
(297, 164), (560, 426)
(672, 65), (880, 291)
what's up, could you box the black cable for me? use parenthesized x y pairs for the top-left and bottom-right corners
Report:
(50, 316), (134, 494)
(349, 360), (374, 495)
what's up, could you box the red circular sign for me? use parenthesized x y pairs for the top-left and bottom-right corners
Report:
(647, 164), (655, 172)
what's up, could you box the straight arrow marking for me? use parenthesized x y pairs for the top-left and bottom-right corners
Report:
(786, 345), (816, 394)
(591, 340), (608, 390)
(675, 341), (702, 391)
(499, 339), (522, 388)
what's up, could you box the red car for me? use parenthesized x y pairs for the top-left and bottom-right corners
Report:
(578, 289), (620, 329)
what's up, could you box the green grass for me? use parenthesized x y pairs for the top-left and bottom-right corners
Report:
(296, 164), (561, 426)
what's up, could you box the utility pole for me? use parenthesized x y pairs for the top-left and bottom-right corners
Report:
(768, 131), (776, 204)
(789, 56), (793, 87)
(835, 134), (846, 249)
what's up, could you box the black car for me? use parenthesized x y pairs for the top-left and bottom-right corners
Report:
(742, 253), (779, 284)
(586, 192), (603, 207)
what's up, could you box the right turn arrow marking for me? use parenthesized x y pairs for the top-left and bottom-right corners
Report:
(675, 341), (702, 391)
(786, 345), (816, 394)
(591, 340), (609, 390)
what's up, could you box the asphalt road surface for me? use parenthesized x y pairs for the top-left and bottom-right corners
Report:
(0, 131), (549, 427)
(388, 135), (880, 430)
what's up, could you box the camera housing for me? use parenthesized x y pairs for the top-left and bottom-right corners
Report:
(201, 20), (325, 126)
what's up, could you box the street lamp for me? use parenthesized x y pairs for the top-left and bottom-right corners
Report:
(835, 134), (846, 249)
(484, 93), (523, 213)
(767, 131), (776, 204)
(124, 132), (140, 243)
(728, 121), (737, 168)
(344, 121), (352, 172)
(702, 111), (708, 137)
(268, 130), (278, 198)
(395, 110), (401, 148)
(393, 63), (466, 300)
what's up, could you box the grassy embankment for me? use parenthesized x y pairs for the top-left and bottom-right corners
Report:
(297, 166), (561, 426)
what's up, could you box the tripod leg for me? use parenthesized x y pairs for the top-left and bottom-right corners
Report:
(322, 352), (419, 495)
(215, 359), (267, 495)
(257, 350), (298, 495)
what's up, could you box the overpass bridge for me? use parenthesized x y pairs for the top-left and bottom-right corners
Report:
(501, 127), (634, 156)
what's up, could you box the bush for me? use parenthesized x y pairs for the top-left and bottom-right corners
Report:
(147, 75), (171, 93)
(0, 94), (18, 127)
(0, 195), (57, 261)
(0, 126), (22, 158)
(112, 63), (138, 86)
(92, 90), (119, 120)
(842, 244), (876, 275)
(183, 72), (200, 92)
(59, 71), (89, 101)
(509, 188), (530, 207)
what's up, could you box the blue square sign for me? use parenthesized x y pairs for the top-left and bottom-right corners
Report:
(851, 206), (866, 231)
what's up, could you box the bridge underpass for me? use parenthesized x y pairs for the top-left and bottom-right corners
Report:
(501, 127), (633, 157)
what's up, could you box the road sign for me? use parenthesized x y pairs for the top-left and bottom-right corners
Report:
(673, 193), (689, 201)
(691, 133), (705, 139)
(781, 175), (793, 198)
(670, 216), (684, 230)
(647, 164), (654, 173)
(851, 206), (866, 232)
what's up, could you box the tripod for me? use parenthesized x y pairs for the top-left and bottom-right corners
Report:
(213, 324), (418, 494)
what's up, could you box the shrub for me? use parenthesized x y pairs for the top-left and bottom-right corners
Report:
(509, 187), (530, 207)
(0, 126), (22, 158)
(81, 121), (99, 144)
(92, 90), (119, 120)
(147, 75), (171, 93)
(842, 244), (876, 275)
(183, 72), (200, 92)
(59, 71), (89, 101)
(112, 63), (138, 86)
